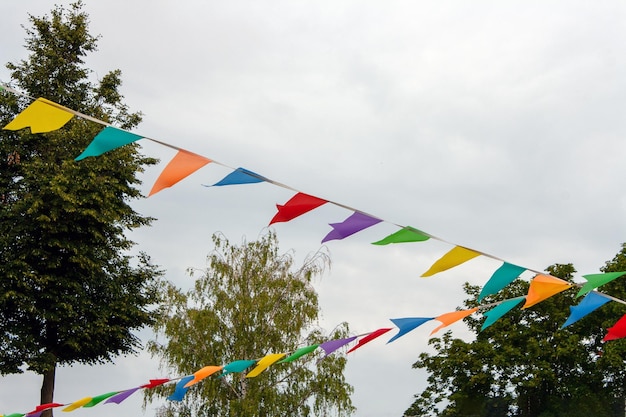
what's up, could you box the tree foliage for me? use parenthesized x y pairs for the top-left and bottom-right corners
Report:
(0, 0), (161, 408)
(405, 245), (626, 417)
(146, 232), (355, 417)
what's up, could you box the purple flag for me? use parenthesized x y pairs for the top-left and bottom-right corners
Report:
(105, 387), (141, 404)
(322, 212), (382, 243)
(319, 336), (358, 356)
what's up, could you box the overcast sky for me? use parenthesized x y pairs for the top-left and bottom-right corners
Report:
(2, 1), (626, 416)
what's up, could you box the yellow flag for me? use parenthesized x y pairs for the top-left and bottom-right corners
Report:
(4, 98), (74, 133)
(245, 353), (286, 378)
(523, 274), (572, 309)
(62, 397), (93, 412)
(421, 246), (481, 277)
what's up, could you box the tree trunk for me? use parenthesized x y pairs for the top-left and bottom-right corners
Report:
(40, 363), (56, 417)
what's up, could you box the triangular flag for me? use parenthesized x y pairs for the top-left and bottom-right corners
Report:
(222, 359), (256, 376)
(62, 397), (93, 412)
(421, 246), (481, 277)
(478, 263), (526, 301)
(211, 167), (266, 186)
(140, 378), (170, 389)
(347, 328), (393, 353)
(371, 226), (430, 245)
(431, 308), (478, 335)
(75, 126), (142, 160)
(481, 297), (525, 331)
(387, 317), (434, 343)
(604, 314), (626, 341)
(184, 365), (224, 388)
(168, 376), (195, 402)
(562, 292), (611, 328)
(3, 98), (74, 133)
(577, 272), (626, 298)
(319, 336), (358, 357)
(149, 150), (212, 196)
(269, 193), (327, 225)
(104, 387), (141, 404)
(83, 392), (119, 407)
(322, 212), (382, 243)
(278, 344), (319, 363)
(26, 403), (65, 417)
(523, 274), (573, 309)
(245, 353), (286, 378)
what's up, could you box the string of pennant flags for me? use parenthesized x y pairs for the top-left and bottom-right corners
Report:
(2, 83), (626, 416)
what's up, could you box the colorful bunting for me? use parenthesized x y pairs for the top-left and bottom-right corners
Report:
(5, 90), (626, 417)
(371, 226), (430, 245)
(576, 272), (626, 298)
(245, 353), (287, 378)
(269, 193), (327, 225)
(431, 308), (478, 335)
(211, 167), (266, 186)
(319, 336), (358, 357)
(387, 317), (434, 343)
(278, 344), (320, 363)
(481, 297), (525, 331)
(75, 126), (143, 160)
(562, 292), (611, 328)
(3, 98), (74, 133)
(347, 328), (393, 353)
(604, 313), (626, 341)
(421, 246), (481, 277)
(523, 275), (573, 309)
(478, 263), (526, 301)
(167, 376), (195, 401)
(322, 212), (382, 243)
(149, 150), (211, 196)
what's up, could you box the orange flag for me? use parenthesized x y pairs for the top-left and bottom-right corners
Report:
(523, 274), (572, 309)
(184, 365), (224, 387)
(149, 150), (212, 196)
(431, 308), (479, 335)
(421, 246), (481, 277)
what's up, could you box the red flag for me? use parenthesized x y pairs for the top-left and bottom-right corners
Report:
(269, 193), (327, 225)
(604, 314), (626, 341)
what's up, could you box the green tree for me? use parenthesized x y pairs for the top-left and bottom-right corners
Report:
(146, 232), (355, 417)
(0, 2), (162, 412)
(405, 246), (626, 417)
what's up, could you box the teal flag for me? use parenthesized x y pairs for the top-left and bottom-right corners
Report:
(75, 126), (142, 160)
(478, 263), (526, 301)
(481, 298), (525, 331)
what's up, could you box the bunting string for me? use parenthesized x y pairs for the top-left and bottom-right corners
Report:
(2, 84), (626, 416)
